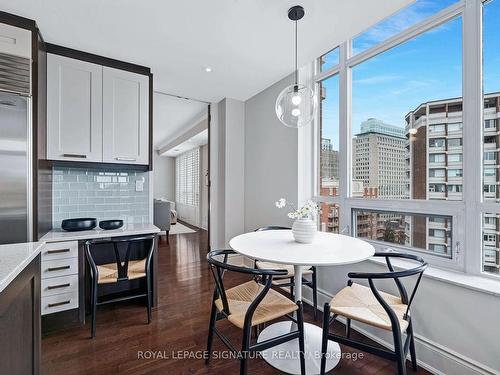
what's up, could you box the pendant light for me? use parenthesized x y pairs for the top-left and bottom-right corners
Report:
(275, 5), (317, 128)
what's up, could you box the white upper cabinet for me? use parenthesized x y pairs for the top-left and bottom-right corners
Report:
(0, 23), (31, 59)
(47, 54), (103, 162)
(102, 67), (149, 165)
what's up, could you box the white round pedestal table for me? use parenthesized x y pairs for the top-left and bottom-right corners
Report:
(229, 230), (375, 375)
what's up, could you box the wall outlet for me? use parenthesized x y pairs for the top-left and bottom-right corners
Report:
(135, 179), (144, 192)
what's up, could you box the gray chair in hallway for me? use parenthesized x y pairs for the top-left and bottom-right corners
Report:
(154, 199), (171, 243)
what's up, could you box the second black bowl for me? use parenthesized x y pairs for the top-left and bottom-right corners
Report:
(99, 219), (124, 230)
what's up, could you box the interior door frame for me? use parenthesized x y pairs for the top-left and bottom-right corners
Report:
(207, 104), (211, 252)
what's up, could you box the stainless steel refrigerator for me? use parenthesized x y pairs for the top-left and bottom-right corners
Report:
(0, 90), (32, 244)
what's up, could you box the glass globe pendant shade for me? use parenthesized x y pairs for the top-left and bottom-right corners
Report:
(275, 83), (317, 128)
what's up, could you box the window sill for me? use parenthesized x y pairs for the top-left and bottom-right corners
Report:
(367, 257), (500, 297)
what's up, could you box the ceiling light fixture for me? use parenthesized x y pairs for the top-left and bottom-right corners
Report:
(275, 5), (317, 128)
(205, 67), (212, 73)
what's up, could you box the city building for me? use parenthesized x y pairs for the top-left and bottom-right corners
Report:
(353, 118), (408, 199)
(320, 138), (339, 182)
(405, 93), (500, 273)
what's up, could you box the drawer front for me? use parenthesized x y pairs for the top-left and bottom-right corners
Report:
(41, 274), (78, 298)
(41, 292), (78, 315)
(41, 258), (78, 279)
(42, 241), (78, 261)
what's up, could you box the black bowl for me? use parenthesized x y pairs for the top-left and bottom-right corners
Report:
(61, 218), (97, 232)
(99, 219), (124, 230)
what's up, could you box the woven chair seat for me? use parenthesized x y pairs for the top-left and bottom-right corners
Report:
(97, 258), (147, 284)
(255, 261), (313, 278)
(330, 283), (409, 332)
(215, 280), (298, 329)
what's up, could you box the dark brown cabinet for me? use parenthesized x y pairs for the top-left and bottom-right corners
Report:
(0, 255), (41, 375)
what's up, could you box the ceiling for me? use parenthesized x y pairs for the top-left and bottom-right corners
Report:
(1, 0), (412, 102)
(162, 129), (208, 158)
(153, 94), (207, 149)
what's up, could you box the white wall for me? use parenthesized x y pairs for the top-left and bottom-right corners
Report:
(153, 152), (175, 200)
(244, 74), (297, 231)
(210, 98), (246, 248)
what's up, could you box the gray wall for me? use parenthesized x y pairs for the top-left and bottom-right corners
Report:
(244, 74), (297, 231)
(153, 152), (175, 201)
(52, 167), (149, 228)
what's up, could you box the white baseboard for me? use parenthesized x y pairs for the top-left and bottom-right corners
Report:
(297, 287), (498, 375)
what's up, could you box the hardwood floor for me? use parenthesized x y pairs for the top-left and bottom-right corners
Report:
(42, 229), (431, 375)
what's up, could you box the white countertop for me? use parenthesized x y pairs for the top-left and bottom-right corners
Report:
(0, 242), (44, 293)
(39, 223), (160, 242)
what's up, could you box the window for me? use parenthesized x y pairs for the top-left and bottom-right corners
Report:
(313, 0), (500, 275)
(429, 154), (445, 163)
(351, 16), (462, 201)
(448, 122), (463, 132)
(448, 169), (463, 178)
(484, 151), (496, 161)
(484, 167), (496, 177)
(429, 124), (446, 133)
(429, 169), (445, 178)
(319, 203), (340, 233)
(319, 74), (340, 196)
(320, 47), (339, 72)
(483, 184), (496, 193)
(448, 184), (463, 193)
(429, 139), (446, 148)
(484, 119), (496, 129)
(352, 0), (460, 54)
(352, 209), (453, 258)
(447, 138), (462, 148)
(175, 148), (200, 207)
(429, 184), (446, 193)
(448, 154), (463, 163)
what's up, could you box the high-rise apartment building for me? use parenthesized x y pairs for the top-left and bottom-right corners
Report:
(353, 118), (408, 199)
(405, 93), (500, 273)
(321, 138), (339, 182)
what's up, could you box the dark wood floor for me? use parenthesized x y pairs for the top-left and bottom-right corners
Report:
(41, 228), (431, 375)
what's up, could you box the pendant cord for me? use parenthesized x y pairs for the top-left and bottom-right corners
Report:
(294, 18), (298, 85)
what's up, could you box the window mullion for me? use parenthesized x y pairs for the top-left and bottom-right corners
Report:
(463, 0), (483, 274)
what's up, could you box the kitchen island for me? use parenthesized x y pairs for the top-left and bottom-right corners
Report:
(0, 242), (44, 374)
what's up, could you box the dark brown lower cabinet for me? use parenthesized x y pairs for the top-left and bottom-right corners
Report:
(0, 254), (41, 375)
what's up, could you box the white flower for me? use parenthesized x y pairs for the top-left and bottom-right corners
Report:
(275, 198), (287, 209)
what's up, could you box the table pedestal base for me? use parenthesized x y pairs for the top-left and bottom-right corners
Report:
(257, 321), (340, 374)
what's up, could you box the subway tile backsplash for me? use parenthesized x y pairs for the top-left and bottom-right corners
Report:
(52, 167), (150, 228)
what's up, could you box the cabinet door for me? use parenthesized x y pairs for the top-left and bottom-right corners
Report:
(47, 54), (103, 162)
(102, 67), (149, 165)
(0, 23), (31, 59)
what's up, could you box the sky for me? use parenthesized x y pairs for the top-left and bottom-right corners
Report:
(321, 0), (500, 149)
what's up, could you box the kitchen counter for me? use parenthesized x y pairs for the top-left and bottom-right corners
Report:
(0, 241), (44, 293)
(40, 223), (160, 242)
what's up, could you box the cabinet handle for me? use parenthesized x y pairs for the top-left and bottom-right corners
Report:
(47, 265), (71, 272)
(115, 157), (137, 161)
(48, 300), (71, 308)
(63, 153), (87, 158)
(47, 283), (71, 290)
(47, 248), (70, 254)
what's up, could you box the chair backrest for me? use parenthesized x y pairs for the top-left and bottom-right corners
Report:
(255, 226), (291, 232)
(348, 251), (427, 323)
(207, 249), (288, 323)
(85, 235), (156, 282)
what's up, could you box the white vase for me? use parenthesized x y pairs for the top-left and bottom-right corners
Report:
(292, 218), (317, 244)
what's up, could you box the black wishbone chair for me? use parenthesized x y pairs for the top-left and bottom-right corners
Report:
(85, 235), (156, 338)
(320, 252), (427, 375)
(254, 226), (319, 320)
(206, 249), (306, 375)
